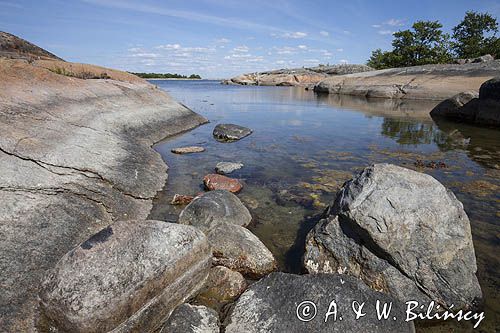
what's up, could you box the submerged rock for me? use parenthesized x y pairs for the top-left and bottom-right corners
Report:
(208, 223), (277, 278)
(215, 161), (244, 175)
(304, 163), (482, 311)
(224, 272), (414, 333)
(171, 194), (195, 205)
(196, 266), (248, 310)
(160, 304), (219, 333)
(171, 146), (205, 154)
(203, 174), (243, 193)
(178, 190), (251, 232)
(213, 124), (252, 142)
(39, 220), (211, 333)
(430, 91), (479, 121)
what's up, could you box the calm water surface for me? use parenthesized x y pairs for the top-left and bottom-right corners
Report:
(149, 80), (499, 332)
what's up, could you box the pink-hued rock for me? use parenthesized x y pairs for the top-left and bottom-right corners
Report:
(203, 174), (243, 193)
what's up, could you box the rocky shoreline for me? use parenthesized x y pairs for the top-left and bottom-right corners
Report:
(0, 55), (207, 331)
(0, 33), (490, 332)
(313, 60), (500, 100)
(222, 64), (373, 86)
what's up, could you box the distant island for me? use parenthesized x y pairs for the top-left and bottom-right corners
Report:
(130, 72), (201, 79)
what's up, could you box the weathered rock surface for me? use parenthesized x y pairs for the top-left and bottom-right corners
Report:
(171, 146), (205, 154)
(215, 161), (243, 174)
(178, 190), (251, 232)
(430, 77), (500, 126)
(203, 174), (243, 193)
(160, 304), (219, 333)
(39, 220), (211, 333)
(304, 163), (482, 311)
(222, 64), (374, 86)
(224, 272), (415, 333)
(171, 194), (195, 205)
(213, 123), (252, 142)
(429, 91), (479, 121)
(196, 266), (248, 310)
(208, 223), (277, 278)
(0, 31), (63, 60)
(0, 38), (207, 331)
(314, 61), (500, 100)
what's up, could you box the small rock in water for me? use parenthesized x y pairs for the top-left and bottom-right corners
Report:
(203, 174), (243, 193)
(171, 146), (205, 154)
(215, 161), (244, 175)
(171, 194), (195, 205)
(178, 190), (251, 231)
(213, 123), (252, 142)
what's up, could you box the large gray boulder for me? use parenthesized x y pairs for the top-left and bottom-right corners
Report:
(213, 123), (252, 142)
(39, 220), (211, 333)
(304, 164), (481, 311)
(476, 77), (500, 126)
(160, 304), (219, 333)
(224, 272), (415, 333)
(430, 91), (479, 121)
(178, 190), (252, 232)
(208, 223), (277, 278)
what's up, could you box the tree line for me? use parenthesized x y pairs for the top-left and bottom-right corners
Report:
(367, 11), (500, 69)
(130, 72), (202, 79)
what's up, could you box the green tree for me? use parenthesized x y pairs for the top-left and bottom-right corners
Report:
(392, 21), (452, 66)
(367, 21), (452, 69)
(452, 11), (499, 58)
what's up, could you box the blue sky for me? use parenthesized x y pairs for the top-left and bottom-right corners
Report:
(1, 0), (499, 78)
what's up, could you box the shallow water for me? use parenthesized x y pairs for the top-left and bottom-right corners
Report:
(148, 80), (499, 332)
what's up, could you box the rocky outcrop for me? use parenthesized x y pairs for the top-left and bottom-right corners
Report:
(213, 123), (253, 142)
(209, 223), (277, 278)
(314, 61), (500, 100)
(160, 304), (220, 333)
(429, 91), (479, 121)
(196, 266), (248, 310)
(304, 164), (482, 311)
(222, 64), (374, 86)
(0, 41), (207, 331)
(178, 190), (252, 231)
(39, 220), (211, 333)
(0, 31), (63, 60)
(224, 272), (415, 332)
(430, 77), (500, 126)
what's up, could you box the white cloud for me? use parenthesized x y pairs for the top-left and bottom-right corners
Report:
(298, 45), (308, 50)
(336, 48), (344, 52)
(371, 24), (381, 28)
(386, 18), (405, 26)
(155, 43), (181, 50)
(319, 30), (329, 37)
(378, 30), (394, 35)
(233, 45), (249, 53)
(272, 31), (308, 39)
(129, 53), (159, 58)
(216, 38), (230, 43)
(339, 59), (349, 64)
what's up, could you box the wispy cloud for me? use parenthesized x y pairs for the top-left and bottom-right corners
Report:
(378, 30), (394, 35)
(320, 30), (329, 37)
(82, 0), (293, 35)
(233, 45), (250, 53)
(272, 31), (308, 39)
